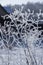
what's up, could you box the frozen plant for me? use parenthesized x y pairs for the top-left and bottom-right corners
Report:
(0, 8), (43, 65)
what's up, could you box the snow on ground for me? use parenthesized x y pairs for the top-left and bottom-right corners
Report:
(0, 48), (27, 65)
(0, 47), (43, 65)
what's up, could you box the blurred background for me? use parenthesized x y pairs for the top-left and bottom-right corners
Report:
(0, 0), (43, 13)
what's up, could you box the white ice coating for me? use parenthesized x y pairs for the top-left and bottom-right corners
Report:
(0, 8), (43, 65)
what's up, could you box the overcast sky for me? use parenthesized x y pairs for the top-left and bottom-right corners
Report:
(0, 0), (43, 6)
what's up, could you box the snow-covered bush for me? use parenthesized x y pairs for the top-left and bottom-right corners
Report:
(0, 8), (43, 65)
(0, 8), (43, 49)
